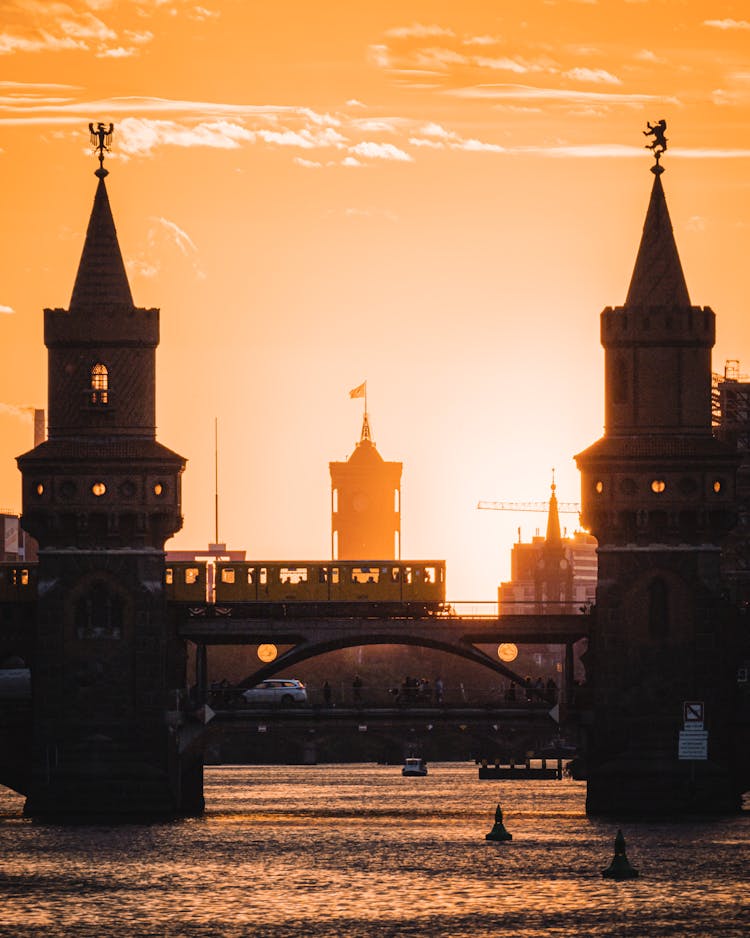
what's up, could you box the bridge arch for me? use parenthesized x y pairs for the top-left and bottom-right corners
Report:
(238, 632), (537, 693)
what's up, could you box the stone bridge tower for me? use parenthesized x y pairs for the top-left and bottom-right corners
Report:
(17, 158), (202, 819)
(575, 160), (742, 814)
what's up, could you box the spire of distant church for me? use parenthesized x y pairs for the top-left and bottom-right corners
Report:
(545, 470), (562, 545)
(625, 125), (690, 309)
(69, 123), (134, 312)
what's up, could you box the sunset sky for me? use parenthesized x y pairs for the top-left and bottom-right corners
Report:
(1, 0), (749, 600)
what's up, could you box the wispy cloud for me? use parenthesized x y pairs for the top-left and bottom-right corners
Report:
(350, 141), (412, 162)
(0, 0), (219, 58)
(446, 83), (677, 107)
(128, 215), (204, 280)
(564, 67), (621, 85)
(0, 304), (15, 314)
(385, 23), (455, 39)
(704, 19), (750, 31)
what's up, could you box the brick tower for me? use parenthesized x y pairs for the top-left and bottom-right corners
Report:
(575, 156), (742, 814)
(17, 149), (202, 818)
(330, 411), (402, 559)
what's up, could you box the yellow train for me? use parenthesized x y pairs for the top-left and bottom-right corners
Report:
(164, 559), (446, 616)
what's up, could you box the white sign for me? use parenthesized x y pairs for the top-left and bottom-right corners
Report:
(679, 730), (708, 760)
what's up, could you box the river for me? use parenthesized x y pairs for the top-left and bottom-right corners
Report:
(0, 764), (748, 937)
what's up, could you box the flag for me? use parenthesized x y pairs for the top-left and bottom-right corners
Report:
(349, 382), (366, 399)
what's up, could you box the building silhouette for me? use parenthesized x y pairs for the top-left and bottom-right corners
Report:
(498, 480), (597, 616)
(16, 162), (202, 819)
(575, 160), (743, 814)
(329, 411), (402, 559)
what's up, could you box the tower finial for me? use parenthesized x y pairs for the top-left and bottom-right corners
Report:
(643, 119), (667, 175)
(89, 121), (114, 178)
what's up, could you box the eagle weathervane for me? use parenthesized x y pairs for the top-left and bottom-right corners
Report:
(89, 121), (114, 176)
(643, 119), (667, 171)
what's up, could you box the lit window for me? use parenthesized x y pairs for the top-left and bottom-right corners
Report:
(185, 567), (200, 584)
(35, 482), (44, 496)
(90, 363), (109, 404)
(651, 480), (666, 493)
(595, 481), (604, 494)
(92, 482), (106, 496)
(164, 568), (174, 585)
(713, 480), (722, 493)
(221, 568), (235, 584)
(154, 482), (164, 496)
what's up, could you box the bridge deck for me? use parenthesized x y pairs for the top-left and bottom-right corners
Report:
(177, 612), (590, 645)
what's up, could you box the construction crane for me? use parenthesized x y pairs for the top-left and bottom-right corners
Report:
(477, 500), (581, 514)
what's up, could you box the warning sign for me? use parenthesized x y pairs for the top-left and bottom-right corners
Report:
(678, 730), (708, 760)
(683, 701), (704, 726)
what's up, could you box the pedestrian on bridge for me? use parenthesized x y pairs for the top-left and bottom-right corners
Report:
(353, 675), (363, 707)
(323, 680), (332, 708)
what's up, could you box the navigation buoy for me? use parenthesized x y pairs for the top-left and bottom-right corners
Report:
(485, 803), (513, 842)
(601, 829), (639, 879)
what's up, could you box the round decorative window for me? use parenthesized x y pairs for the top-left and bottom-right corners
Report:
(35, 482), (44, 496)
(120, 480), (136, 498)
(595, 480), (604, 494)
(153, 482), (164, 496)
(713, 480), (723, 494)
(257, 644), (278, 663)
(651, 480), (666, 494)
(91, 482), (106, 497)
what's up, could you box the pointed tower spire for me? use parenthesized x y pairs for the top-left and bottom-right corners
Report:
(625, 164), (690, 309)
(545, 470), (562, 545)
(360, 411), (372, 443)
(69, 124), (133, 313)
(69, 173), (134, 312)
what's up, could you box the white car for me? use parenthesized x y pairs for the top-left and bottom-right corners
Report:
(241, 679), (307, 706)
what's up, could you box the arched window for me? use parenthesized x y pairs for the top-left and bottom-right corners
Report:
(90, 363), (109, 405)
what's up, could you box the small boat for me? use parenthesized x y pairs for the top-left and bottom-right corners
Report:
(402, 757), (428, 777)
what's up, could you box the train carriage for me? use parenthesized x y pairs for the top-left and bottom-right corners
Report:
(164, 561), (208, 603)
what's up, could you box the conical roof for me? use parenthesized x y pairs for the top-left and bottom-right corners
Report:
(545, 479), (562, 545)
(69, 171), (134, 312)
(625, 167), (690, 308)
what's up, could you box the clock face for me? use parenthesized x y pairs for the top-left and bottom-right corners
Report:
(353, 493), (369, 512)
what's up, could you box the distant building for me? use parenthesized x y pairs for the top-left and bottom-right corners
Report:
(329, 412), (402, 559)
(498, 480), (597, 615)
(714, 360), (750, 606)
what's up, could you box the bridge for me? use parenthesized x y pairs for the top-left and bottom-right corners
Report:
(198, 700), (568, 769)
(176, 606), (591, 701)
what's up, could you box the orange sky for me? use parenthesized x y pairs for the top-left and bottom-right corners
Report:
(1, 0), (750, 601)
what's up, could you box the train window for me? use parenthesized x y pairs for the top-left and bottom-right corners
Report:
(352, 567), (379, 584)
(259, 568), (268, 586)
(423, 566), (436, 585)
(280, 567), (308, 585)
(185, 567), (200, 585)
(165, 568), (174, 585)
(319, 567), (328, 584)
(330, 567), (340, 584)
(391, 568), (400, 582)
(14, 569), (30, 587)
(221, 568), (235, 584)
(404, 567), (413, 585)
(247, 568), (255, 585)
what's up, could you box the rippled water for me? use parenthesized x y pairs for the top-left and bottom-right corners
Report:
(0, 764), (748, 937)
